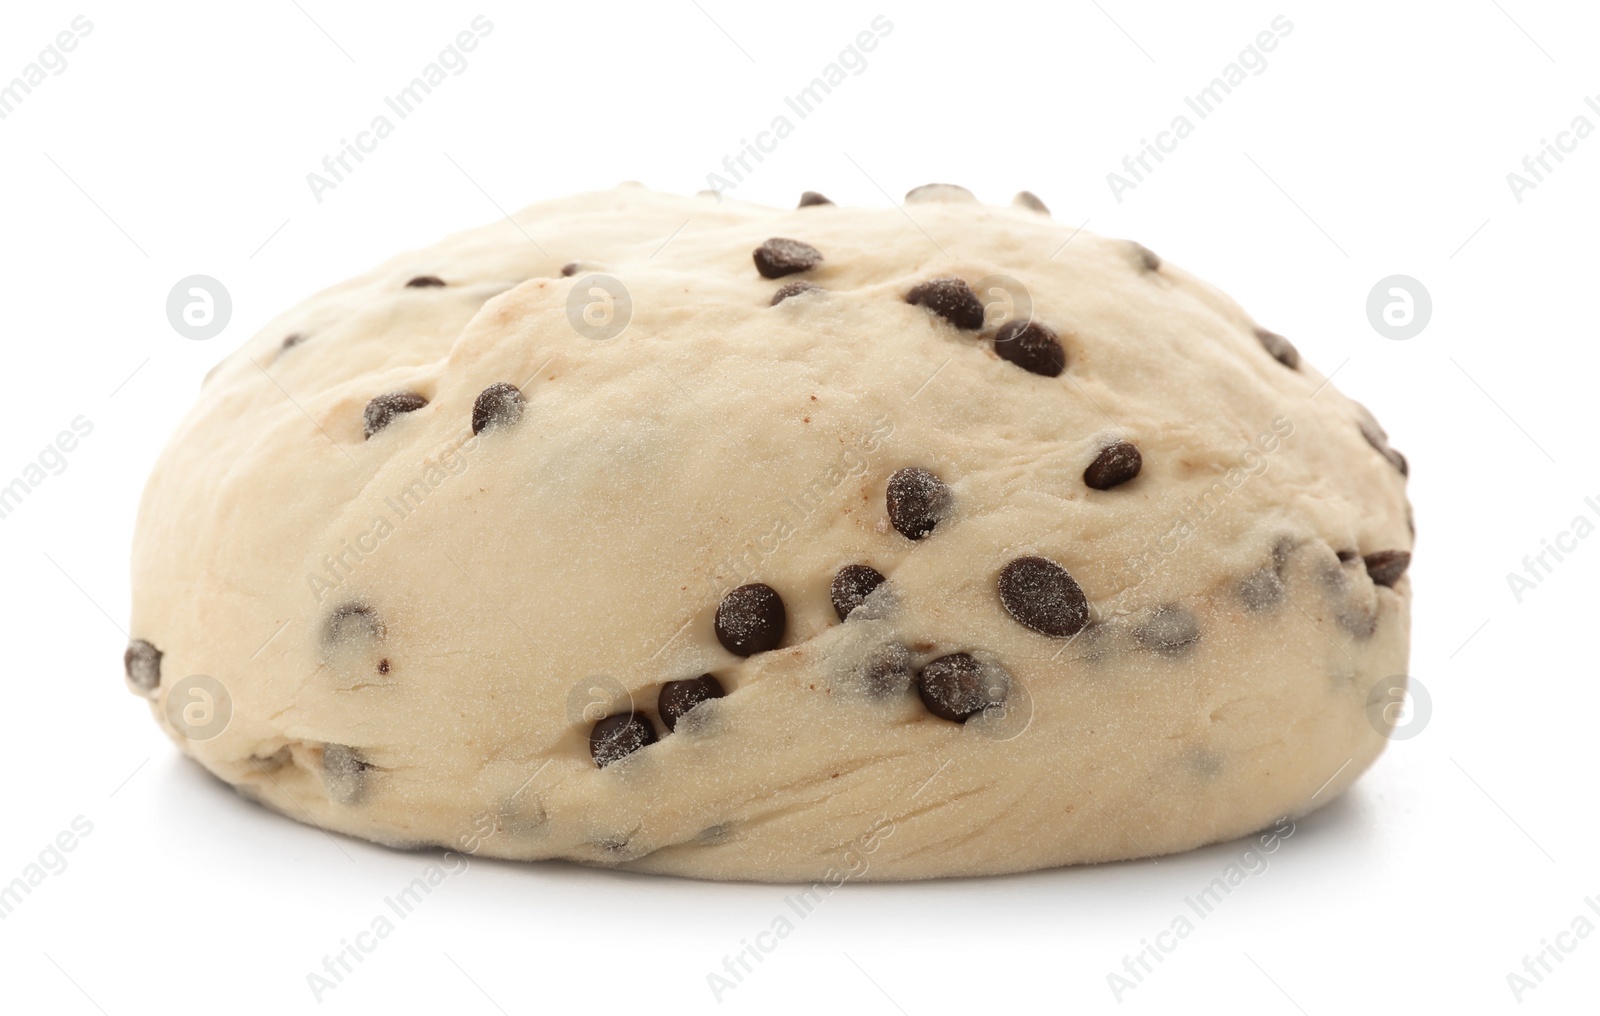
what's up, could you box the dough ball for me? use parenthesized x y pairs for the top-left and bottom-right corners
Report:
(124, 184), (1413, 880)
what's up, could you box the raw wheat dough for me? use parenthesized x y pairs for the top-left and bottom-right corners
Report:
(124, 184), (1413, 881)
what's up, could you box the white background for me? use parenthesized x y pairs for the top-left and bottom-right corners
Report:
(1, 1), (1597, 1013)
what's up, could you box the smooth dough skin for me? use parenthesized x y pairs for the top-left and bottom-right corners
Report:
(125, 184), (1414, 881)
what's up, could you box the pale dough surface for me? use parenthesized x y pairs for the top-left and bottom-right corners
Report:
(126, 184), (1413, 881)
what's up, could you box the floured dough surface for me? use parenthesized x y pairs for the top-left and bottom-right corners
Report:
(125, 184), (1413, 881)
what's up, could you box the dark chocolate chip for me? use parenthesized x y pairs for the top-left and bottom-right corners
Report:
(1254, 327), (1300, 370)
(771, 281), (822, 305)
(1271, 536), (1295, 575)
(798, 191), (833, 207)
(856, 642), (913, 697)
(831, 564), (887, 621)
(1364, 549), (1412, 588)
(1014, 191), (1050, 214)
(1317, 550), (1350, 591)
(886, 467), (951, 540)
(1336, 549), (1360, 564)
(124, 639), (163, 692)
(1359, 422), (1409, 477)
(1131, 242), (1161, 272)
(753, 238), (823, 279)
(905, 278), (985, 330)
(363, 391), (428, 438)
(405, 276), (446, 288)
(1338, 607), (1378, 639)
(252, 746), (292, 772)
(471, 382), (525, 435)
(994, 320), (1066, 377)
(324, 602), (385, 647)
(714, 583), (786, 656)
(377, 658), (390, 675)
(281, 333), (306, 352)
(1134, 604), (1200, 656)
(1238, 567), (1285, 612)
(916, 653), (1004, 723)
(589, 712), (658, 768)
(998, 556), (1090, 638)
(658, 674), (726, 731)
(1084, 441), (1142, 490)
(560, 262), (581, 277)
(323, 743), (373, 804)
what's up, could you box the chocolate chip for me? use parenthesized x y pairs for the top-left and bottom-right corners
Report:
(1135, 604), (1200, 656)
(753, 238), (822, 279)
(377, 658), (390, 675)
(323, 743), (373, 804)
(771, 281), (821, 305)
(798, 191), (833, 207)
(560, 262), (581, 277)
(1013, 191), (1050, 214)
(905, 278), (985, 331)
(1084, 441), (1142, 490)
(658, 674), (726, 731)
(998, 556), (1089, 638)
(994, 320), (1066, 377)
(1338, 607), (1378, 639)
(251, 746), (292, 773)
(1336, 549), (1360, 564)
(1270, 536), (1296, 574)
(1364, 550), (1412, 588)
(324, 602), (385, 647)
(1317, 550), (1350, 591)
(1387, 447), (1409, 476)
(1238, 567), (1285, 612)
(831, 564), (887, 621)
(405, 276), (446, 288)
(886, 467), (951, 540)
(124, 639), (163, 692)
(281, 333), (306, 352)
(1254, 327), (1300, 370)
(855, 642), (912, 697)
(1359, 422), (1409, 477)
(363, 391), (428, 438)
(471, 382), (525, 435)
(715, 583), (786, 656)
(916, 653), (1005, 722)
(1131, 242), (1161, 272)
(590, 712), (658, 768)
